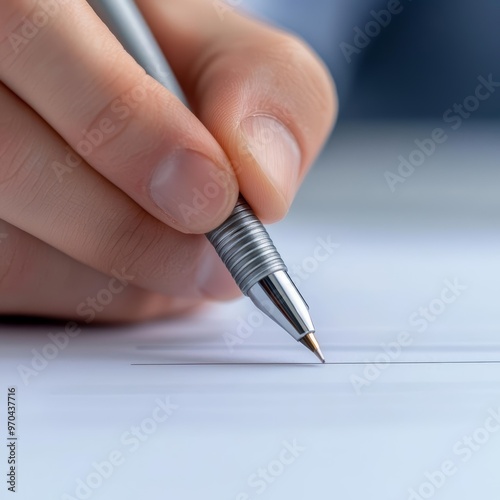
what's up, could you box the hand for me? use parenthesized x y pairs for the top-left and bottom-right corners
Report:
(0, 0), (336, 322)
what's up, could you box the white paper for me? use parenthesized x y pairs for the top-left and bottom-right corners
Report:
(1, 123), (500, 500)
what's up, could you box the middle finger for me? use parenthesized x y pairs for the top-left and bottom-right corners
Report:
(0, 82), (239, 300)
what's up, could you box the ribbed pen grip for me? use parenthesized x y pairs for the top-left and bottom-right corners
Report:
(206, 197), (287, 295)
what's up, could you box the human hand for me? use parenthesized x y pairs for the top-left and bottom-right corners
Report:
(0, 0), (336, 322)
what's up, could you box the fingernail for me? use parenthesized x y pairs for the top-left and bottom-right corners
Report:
(240, 115), (301, 204)
(150, 149), (234, 232)
(196, 246), (241, 300)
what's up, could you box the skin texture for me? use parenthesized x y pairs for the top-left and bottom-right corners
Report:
(0, 0), (336, 322)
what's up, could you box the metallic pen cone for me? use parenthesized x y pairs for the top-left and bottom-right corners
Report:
(247, 271), (315, 340)
(300, 333), (326, 363)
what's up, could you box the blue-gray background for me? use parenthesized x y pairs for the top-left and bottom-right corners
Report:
(242, 0), (500, 120)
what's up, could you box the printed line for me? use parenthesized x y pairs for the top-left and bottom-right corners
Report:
(131, 360), (500, 366)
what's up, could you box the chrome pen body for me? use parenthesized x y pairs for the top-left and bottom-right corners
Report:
(88, 0), (324, 362)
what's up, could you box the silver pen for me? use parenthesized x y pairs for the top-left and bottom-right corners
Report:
(88, 0), (325, 362)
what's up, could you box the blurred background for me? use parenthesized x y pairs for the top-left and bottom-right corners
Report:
(242, 0), (500, 120)
(2, 3), (500, 499)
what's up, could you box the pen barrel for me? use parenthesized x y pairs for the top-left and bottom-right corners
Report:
(206, 197), (287, 295)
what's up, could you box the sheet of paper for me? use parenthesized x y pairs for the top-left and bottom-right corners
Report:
(1, 122), (500, 499)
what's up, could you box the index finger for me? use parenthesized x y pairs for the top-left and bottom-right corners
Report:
(0, 0), (239, 234)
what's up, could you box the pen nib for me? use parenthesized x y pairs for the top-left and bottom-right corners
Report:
(299, 333), (325, 363)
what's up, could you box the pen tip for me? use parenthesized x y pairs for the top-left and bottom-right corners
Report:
(299, 332), (326, 364)
(316, 346), (326, 364)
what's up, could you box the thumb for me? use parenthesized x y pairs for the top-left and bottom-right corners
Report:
(138, 0), (337, 222)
